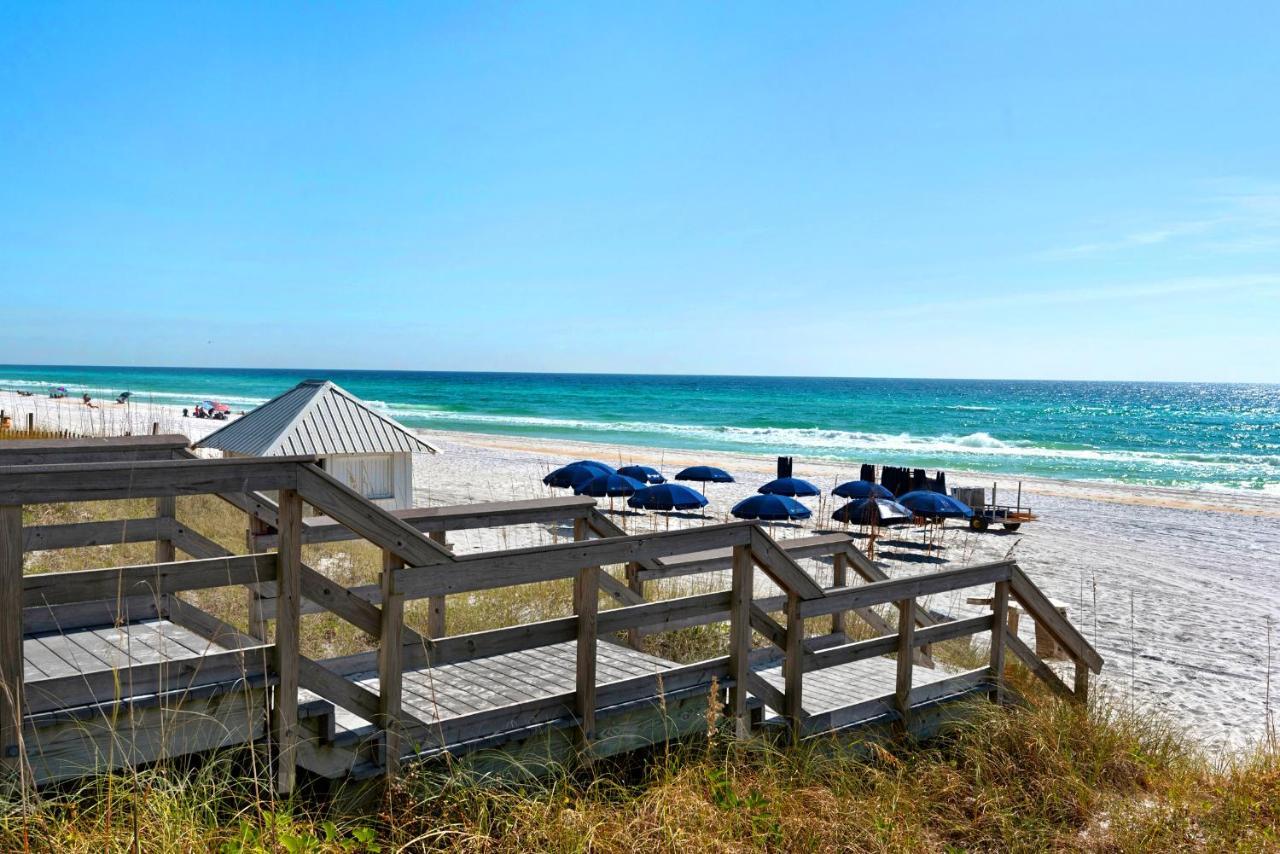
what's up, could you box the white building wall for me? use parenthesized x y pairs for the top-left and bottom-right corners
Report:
(322, 452), (414, 510)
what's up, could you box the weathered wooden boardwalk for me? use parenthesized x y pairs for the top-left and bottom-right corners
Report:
(0, 435), (1102, 790)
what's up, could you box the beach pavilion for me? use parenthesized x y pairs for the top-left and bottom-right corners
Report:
(195, 379), (438, 509)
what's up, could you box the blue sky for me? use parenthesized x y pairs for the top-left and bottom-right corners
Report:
(1, 2), (1277, 381)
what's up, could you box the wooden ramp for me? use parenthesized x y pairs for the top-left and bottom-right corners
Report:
(0, 437), (1103, 790)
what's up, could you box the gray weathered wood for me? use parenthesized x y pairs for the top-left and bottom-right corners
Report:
(0, 505), (22, 770)
(0, 434), (189, 467)
(22, 517), (165, 552)
(0, 456), (313, 504)
(634, 532), (852, 583)
(990, 580), (1009, 704)
(294, 465), (452, 568)
(395, 523), (754, 600)
(272, 488), (302, 795)
(155, 496), (176, 564)
(254, 496), (595, 549)
(783, 591), (804, 739)
(166, 595), (260, 649)
(830, 551), (847, 635)
(894, 598), (914, 732)
(749, 527), (825, 599)
(802, 560), (1015, 618)
(22, 553), (277, 608)
(23, 645), (273, 715)
(803, 615), (993, 673)
(1010, 566), (1103, 673)
(1003, 632), (1073, 701)
(426, 531), (449, 637)
(575, 566), (599, 744)
(1073, 657), (1090, 703)
(728, 544), (753, 738)
(380, 546), (405, 775)
(745, 671), (786, 715)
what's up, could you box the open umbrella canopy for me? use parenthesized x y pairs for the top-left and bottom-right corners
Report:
(544, 461), (613, 489)
(617, 465), (666, 484)
(832, 498), (914, 526)
(628, 483), (709, 511)
(833, 479), (894, 500)
(571, 460), (617, 474)
(732, 494), (812, 522)
(897, 490), (973, 519)
(674, 465), (734, 484)
(575, 473), (645, 498)
(758, 476), (821, 497)
(210, 402), (231, 413)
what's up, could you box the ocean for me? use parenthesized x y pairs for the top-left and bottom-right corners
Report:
(1, 365), (1276, 492)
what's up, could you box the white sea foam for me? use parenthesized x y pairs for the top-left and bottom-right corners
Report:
(379, 405), (1277, 477)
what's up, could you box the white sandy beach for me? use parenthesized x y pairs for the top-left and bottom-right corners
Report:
(3, 389), (1278, 752)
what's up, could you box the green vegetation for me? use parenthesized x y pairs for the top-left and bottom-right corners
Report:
(5, 498), (1277, 851)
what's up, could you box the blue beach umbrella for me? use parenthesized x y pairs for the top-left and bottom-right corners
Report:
(758, 477), (821, 498)
(575, 473), (646, 498)
(617, 465), (666, 484)
(832, 480), (894, 500)
(543, 461), (613, 489)
(832, 498), (913, 526)
(675, 465), (734, 494)
(897, 490), (974, 520)
(571, 460), (617, 474)
(628, 483), (709, 511)
(731, 494), (812, 522)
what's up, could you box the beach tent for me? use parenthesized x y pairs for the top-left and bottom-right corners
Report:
(195, 379), (438, 510)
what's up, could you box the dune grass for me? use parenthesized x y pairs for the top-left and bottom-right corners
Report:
(7, 498), (1279, 851)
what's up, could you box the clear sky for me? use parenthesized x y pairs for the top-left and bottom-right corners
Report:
(2, 2), (1277, 382)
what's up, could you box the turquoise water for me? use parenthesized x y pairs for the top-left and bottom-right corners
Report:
(1, 365), (1277, 492)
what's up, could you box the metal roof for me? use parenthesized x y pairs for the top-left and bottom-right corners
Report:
(195, 380), (439, 457)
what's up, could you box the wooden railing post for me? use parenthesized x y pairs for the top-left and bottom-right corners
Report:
(155, 495), (176, 564)
(989, 580), (1009, 704)
(625, 561), (644, 649)
(894, 597), (914, 734)
(728, 544), (754, 739)
(0, 505), (23, 779)
(1073, 658), (1090, 704)
(246, 515), (273, 641)
(379, 548), (405, 778)
(272, 488), (302, 795)
(570, 518), (588, 613)
(574, 564), (599, 747)
(426, 531), (450, 638)
(783, 590), (804, 742)
(830, 551), (847, 636)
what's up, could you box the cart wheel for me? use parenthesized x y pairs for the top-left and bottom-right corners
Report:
(970, 517), (989, 532)
(1002, 523), (1021, 532)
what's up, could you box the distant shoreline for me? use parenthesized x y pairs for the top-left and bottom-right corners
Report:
(2, 386), (1278, 515)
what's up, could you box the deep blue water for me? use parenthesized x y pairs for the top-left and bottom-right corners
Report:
(1, 365), (1277, 491)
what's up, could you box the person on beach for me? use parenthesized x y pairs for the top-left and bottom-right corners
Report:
(82, 393), (95, 408)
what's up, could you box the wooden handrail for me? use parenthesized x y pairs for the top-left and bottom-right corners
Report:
(0, 455), (316, 504)
(1009, 565), (1103, 673)
(800, 560), (1016, 618)
(22, 553), (277, 607)
(251, 496), (598, 549)
(392, 522), (756, 599)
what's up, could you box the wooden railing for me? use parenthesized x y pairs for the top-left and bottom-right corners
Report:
(0, 439), (1102, 795)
